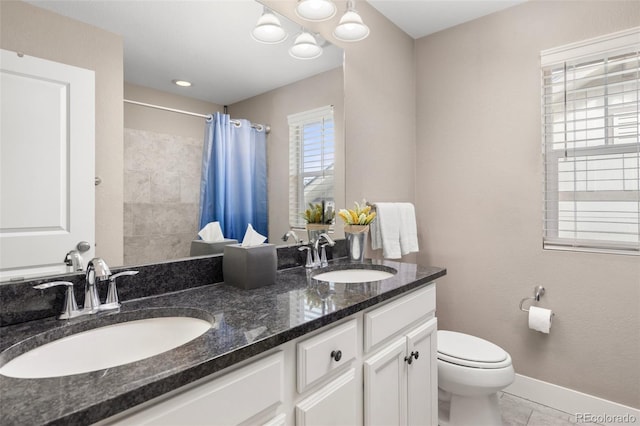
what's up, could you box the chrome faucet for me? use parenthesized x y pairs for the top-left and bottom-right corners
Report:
(298, 245), (315, 268)
(314, 232), (335, 254)
(319, 243), (329, 267)
(34, 259), (139, 319)
(64, 250), (84, 272)
(313, 233), (335, 267)
(101, 270), (139, 311)
(281, 230), (303, 244)
(298, 233), (334, 268)
(33, 281), (81, 319)
(84, 257), (111, 314)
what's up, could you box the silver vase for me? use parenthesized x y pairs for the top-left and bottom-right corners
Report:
(346, 229), (368, 262)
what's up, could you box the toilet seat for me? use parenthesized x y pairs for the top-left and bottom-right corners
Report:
(437, 331), (511, 369)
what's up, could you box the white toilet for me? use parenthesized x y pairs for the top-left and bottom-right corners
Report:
(437, 330), (515, 426)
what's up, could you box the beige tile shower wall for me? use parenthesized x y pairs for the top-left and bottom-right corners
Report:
(123, 129), (202, 265)
(415, 1), (640, 408)
(1, 0), (124, 266)
(229, 68), (345, 243)
(123, 84), (222, 265)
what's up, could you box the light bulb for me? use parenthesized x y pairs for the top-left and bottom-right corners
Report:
(289, 32), (323, 60)
(295, 0), (336, 22)
(252, 8), (287, 44)
(333, 9), (369, 42)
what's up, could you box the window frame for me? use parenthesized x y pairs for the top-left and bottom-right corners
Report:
(288, 105), (335, 230)
(541, 27), (640, 255)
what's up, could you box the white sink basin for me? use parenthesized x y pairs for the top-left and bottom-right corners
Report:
(0, 316), (211, 379)
(313, 268), (395, 283)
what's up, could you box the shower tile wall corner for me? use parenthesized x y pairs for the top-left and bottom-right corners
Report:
(123, 128), (202, 265)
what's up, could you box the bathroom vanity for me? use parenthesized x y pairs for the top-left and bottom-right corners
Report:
(0, 259), (445, 425)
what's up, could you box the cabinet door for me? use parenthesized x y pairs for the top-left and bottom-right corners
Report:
(364, 337), (407, 426)
(406, 318), (438, 426)
(295, 369), (357, 426)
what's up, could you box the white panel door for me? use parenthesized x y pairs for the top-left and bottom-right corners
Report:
(0, 49), (95, 281)
(364, 337), (407, 426)
(406, 318), (438, 426)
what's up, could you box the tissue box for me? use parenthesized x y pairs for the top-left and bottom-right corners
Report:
(190, 239), (238, 256)
(223, 244), (277, 290)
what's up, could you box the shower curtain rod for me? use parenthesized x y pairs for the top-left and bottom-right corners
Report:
(124, 99), (270, 133)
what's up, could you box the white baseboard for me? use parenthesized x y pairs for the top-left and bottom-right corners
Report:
(504, 374), (639, 425)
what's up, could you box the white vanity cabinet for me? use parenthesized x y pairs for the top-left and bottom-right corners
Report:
(99, 282), (438, 426)
(363, 285), (438, 426)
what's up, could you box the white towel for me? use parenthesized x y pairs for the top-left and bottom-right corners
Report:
(370, 202), (419, 259)
(370, 202), (402, 259)
(398, 203), (419, 256)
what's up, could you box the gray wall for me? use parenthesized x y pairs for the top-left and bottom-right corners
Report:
(415, 0), (640, 408)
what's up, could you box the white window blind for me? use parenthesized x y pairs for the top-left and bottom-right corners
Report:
(288, 106), (335, 229)
(542, 28), (640, 255)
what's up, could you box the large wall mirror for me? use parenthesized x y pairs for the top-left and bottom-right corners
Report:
(1, 0), (344, 281)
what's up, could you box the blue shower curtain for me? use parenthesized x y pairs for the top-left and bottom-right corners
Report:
(199, 112), (268, 241)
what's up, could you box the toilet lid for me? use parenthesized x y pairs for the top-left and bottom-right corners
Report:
(437, 330), (511, 369)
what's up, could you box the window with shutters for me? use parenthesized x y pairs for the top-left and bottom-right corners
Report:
(288, 106), (335, 229)
(542, 28), (639, 255)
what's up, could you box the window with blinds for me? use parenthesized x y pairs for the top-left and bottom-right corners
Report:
(542, 28), (639, 255)
(288, 106), (335, 229)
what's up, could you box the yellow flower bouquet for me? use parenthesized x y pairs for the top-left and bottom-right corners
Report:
(302, 202), (335, 225)
(338, 201), (376, 234)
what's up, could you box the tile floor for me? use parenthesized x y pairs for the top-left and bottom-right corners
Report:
(499, 392), (602, 426)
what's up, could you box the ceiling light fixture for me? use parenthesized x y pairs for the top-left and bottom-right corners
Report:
(333, 0), (369, 42)
(172, 79), (192, 87)
(295, 0), (336, 22)
(289, 31), (323, 60)
(251, 7), (288, 44)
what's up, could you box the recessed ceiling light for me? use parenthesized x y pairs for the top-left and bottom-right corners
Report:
(173, 80), (192, 87)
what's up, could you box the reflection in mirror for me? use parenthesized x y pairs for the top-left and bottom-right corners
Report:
(1, 0), (344, 282)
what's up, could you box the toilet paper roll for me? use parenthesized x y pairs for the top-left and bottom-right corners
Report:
(528, 306), (553, 334)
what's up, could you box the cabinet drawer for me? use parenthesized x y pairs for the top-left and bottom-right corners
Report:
(296, 369), (358, 426)
(297, 318), (358, 393)
(364, 284), (435, 352)
(110, 351), (284, 425)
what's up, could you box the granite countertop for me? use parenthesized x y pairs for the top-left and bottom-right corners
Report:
(0, 259), (446, 425)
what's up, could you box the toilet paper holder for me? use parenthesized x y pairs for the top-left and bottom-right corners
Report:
(519, 285), (554, 315)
